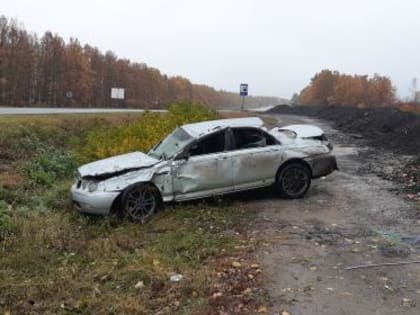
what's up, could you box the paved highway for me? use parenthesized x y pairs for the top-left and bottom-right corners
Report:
(0, 106), (277, 116)
(0, 107), (167, 115)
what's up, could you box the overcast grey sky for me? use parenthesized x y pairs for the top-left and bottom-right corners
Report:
(2, 0), (420, 99)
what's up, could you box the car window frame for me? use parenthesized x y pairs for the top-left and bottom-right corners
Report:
(175, 128), (229, 159)
(229, 127), (279, 151)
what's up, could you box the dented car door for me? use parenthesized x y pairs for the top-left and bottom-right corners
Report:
(173, 129), (234, 200)
(230, 128), (282, 190)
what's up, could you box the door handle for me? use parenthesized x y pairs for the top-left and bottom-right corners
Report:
(216, 156), (228, 160)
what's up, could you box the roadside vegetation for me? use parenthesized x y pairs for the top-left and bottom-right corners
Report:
(76, 101), (217, 162)
(0, 102), (265, 314)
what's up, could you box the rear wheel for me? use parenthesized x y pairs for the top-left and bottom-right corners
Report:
(122, 183), (160, 222)
(276, 163), (311, 199)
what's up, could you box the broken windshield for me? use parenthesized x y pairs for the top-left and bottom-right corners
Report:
(148, 127), (193, 159)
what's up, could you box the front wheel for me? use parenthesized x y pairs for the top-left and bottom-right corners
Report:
(276, 163), (311, 199)
(122, 183), (160, 222)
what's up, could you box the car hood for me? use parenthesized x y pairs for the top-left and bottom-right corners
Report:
(78, 152), (159, 178)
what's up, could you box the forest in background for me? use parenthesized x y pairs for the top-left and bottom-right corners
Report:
(0, 16), (281, 109)
(296, 69), (420, 112)
(298, 69), (395, 107)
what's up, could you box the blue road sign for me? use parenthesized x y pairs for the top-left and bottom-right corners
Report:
(240, 83), (248, 96)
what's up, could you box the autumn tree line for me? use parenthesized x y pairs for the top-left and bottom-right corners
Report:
(0, 16), (280, 109)
(295, 69), (398, 108)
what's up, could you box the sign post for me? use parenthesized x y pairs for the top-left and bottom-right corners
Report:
(240, 83), (248, 111)
(65, 91), (73, 107)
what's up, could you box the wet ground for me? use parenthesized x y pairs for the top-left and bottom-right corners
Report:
(245, 115), (420, 314)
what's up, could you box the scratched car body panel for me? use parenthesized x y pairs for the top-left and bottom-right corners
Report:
(71, 117), (337, 217)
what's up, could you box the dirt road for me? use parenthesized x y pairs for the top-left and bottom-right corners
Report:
(246, 115), (420, 314)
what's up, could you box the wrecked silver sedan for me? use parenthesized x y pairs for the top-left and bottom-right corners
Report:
(71, 117), (337, 221)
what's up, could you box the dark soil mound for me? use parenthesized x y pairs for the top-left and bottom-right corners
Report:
(268, 105), (420, 156)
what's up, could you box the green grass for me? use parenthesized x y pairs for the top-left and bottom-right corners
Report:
(0, 203), (241, 314)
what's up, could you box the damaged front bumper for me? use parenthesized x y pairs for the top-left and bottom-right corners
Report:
(306, 154), (338, 179)
(71, 184), (119, 215)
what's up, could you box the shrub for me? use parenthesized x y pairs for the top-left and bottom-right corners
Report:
(0, 201), (15, 239)
(75, 102), (217, 163)
(23, 150), (77, 186)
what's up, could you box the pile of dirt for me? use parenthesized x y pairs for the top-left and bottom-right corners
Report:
(268, 105), (420, 155)
(388, 156), (420, 202)
(269, 105), (420, 202)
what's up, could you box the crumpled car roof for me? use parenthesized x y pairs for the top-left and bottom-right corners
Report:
(182, 117), (264, 138)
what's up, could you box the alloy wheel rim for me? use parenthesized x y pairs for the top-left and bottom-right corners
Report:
(282, 168), (308, 196)
(126, 187), (156, 220)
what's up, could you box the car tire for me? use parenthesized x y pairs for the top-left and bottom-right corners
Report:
(276, 163), (311, 199)
(122, 183), (161, 222)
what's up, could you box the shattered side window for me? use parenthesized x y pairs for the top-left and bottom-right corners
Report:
(232, 128), (276, 149)
(189, 130), (226, 156)
(263, 131), (277, 145)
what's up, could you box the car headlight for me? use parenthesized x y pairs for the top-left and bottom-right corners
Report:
(79, 179), (99, 192)
(87, 181), (98, 192)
